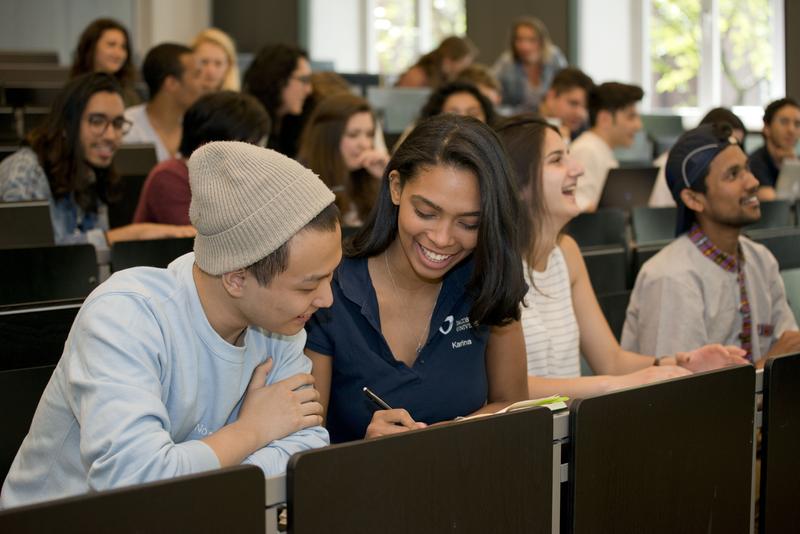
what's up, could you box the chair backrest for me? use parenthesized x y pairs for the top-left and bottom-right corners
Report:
(0, 299), (82, 371)
(581, 246), (629, 295)
(780, 268), (800, 324)
(760, 352), (800, 534)
(110, 238), (194, 272)
(0, 200), (54, 248)
(747, 227), (800, 270)
(0, 51), (59, 64)
(0, 106), (19, 143)
(631, 242), (668, 281)
(108, 144), (158, 228)
(0, 64), (69, 84)
(641, 113), (684, 154)
(288, 408), (554, 534)
(596, 290), (632, 341)
(745, 199), (794, 231)
(0, 465), (265, 533)
(0, 245), (98, 306)
(366, 86), (431, 133)
(631, 206), (677, 245)
(613, 130), (655, 162)
(2, 82), (62, 108)
(568, 365), (755, 534)
(566, 209), (627, 249)
(0, 364), (56, 484)
(339, 72), (381, 97)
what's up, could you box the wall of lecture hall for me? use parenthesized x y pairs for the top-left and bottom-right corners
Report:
(0, 0), (210, 65)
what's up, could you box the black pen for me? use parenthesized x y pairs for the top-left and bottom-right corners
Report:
(362, 386), (393, 410)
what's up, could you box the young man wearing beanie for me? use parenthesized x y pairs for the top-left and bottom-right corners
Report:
(1, 141), (341, 509)
(621, 123), (800, 366)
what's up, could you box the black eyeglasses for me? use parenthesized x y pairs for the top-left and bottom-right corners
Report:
(86, 113), (133, 135)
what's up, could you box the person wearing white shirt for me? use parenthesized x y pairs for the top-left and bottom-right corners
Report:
(123, 43), (205, 161)
(570, 82), (643, 212)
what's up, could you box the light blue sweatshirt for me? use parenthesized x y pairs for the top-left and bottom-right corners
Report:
(0, 253), (329, 509)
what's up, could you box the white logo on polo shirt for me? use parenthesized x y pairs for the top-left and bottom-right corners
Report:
(440, 315), (454, 334)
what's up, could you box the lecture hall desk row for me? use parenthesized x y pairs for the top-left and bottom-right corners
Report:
(0, 354), (797, 534)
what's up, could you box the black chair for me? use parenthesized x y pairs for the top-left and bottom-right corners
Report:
(0, 245), (98, 306)
(288, 408), (553, 534)
(0, 465), (265, 533)
(108, 144), (158, 228)
(2, 83), (62, 108)
(0, 364), (56, 483)
(111, 237), (194, 272)
(0, 51), (59, 64)
(631, 242), (667, 281)
(0, 107), (20, 143)
(0, 299), (82, 371)
(339, 72), (381, 97)
(565, 208), (627, 249)
(760, 352), (800, 533)
(0, 64), (69, 85)
(746, 199), (794, 231)
(747, 227), (800, 270)
(582, 246), (628, 295)
(631, 206), (677, 245)
(596, 290), (632, 341)
(567, 365), (755, 534)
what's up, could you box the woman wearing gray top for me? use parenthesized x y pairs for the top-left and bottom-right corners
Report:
(492, 17), (567, 114)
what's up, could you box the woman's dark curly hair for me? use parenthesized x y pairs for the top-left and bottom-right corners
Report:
(243, 44), (308, 129)
(70, 18), (136, 88)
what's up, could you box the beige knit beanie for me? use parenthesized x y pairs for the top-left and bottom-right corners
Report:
(188, 141), (335, 275)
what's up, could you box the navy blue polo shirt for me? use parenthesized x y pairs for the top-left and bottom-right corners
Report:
(305, 255), (490, 443)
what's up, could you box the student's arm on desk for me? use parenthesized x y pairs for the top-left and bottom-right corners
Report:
(236, 346), (329, 475)
(467, 320), (529, 416)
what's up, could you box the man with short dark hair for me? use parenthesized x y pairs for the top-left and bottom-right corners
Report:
(748, 97), (800, 199)
(622, 124), (800, 365)
(123, 43), (205, 161)
(570, 82), (644, 211)
(538, 67), (595, 139)
(1, 142), (341, 508)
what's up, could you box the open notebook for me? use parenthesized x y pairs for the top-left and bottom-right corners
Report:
(459, 395), (569, 421)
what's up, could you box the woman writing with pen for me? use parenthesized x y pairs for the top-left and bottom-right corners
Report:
(304, 114), (529, 443)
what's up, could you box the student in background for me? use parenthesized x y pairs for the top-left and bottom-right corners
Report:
(496, 116), (747, 398)
(192, 28), (241, 93)
(123, 43), (205, 162)
(649, 107), (745, 207)
(569, 82), (643, 212)
(134, 91), (270, 225)
(0, 141), (337, 509)
(305, 114), (529, 443)
(244, 44), (313, 158)
(70, 18), (141, 106)
(418, 81), (496, 125)
(396, 36), (477, 89)
(455, 63), (502, 107)
(537, 67), (595, 140)
(623, 123), (800, 363)
(0, 73), (194, 251)
(297, 93), (388, 227)
(748, 97), (800, 200)
(492, 17), (567, 114)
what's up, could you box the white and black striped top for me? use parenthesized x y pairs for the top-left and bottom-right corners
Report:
(521, 246), (581, 378)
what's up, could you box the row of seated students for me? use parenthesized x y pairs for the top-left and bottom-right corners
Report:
(2, 104), (798, 508)
(0, 17), (799, 512)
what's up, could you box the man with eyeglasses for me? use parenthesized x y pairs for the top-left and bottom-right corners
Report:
(621, 123), (800, 366)
(748, 97), (800, 200)
(123, 43), (206, 162)
(0, 72), (194, 250)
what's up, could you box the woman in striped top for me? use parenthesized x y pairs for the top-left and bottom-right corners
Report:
(495, 116), (748, 398)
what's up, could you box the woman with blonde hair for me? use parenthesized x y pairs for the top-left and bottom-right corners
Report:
(192, 28), (241, 92)
(492, 17), (567, 113)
